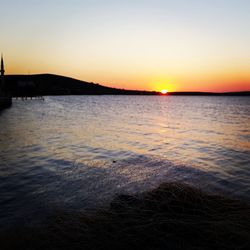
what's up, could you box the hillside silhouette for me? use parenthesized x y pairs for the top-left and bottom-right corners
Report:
(5, 74), (157, 97)
(5, 74), (250, 96)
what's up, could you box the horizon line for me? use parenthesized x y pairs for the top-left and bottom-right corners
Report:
(5, 73), (250, 94)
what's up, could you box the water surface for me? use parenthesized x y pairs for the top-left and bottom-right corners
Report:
(0, 96), (249, 228)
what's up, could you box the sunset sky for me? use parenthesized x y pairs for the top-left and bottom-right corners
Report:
(1, 0), (250, 92)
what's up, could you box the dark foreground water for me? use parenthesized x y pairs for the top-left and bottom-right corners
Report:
(0, 96), (249, 229)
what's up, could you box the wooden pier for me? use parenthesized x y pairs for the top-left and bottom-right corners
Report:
(15, 96), (44, 101)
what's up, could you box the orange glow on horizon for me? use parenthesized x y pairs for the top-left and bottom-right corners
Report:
(4, 58), (250, 93)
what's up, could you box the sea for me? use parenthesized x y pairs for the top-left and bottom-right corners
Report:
(0, 95), (249, 229)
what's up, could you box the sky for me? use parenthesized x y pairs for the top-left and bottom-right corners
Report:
(0, 0), (250, 92)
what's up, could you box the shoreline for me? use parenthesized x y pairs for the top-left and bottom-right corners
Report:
(0, 93), (12, 110)
(1, 182), (249, 250)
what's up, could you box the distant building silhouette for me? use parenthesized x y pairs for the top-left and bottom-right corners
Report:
(17, 81), (35, 88)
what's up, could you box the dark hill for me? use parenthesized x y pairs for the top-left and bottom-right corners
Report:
(5, 74), (250, 96)
(5, 74), (157, 96)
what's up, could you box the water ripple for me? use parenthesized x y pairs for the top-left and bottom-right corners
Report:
(0, 96), (249, 229)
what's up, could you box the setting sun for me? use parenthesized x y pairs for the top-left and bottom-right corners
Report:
(160, 89), (168, 94)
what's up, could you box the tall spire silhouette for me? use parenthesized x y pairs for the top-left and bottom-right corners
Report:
(1, 54), (5, 89)
(1, 54), (4, 74)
